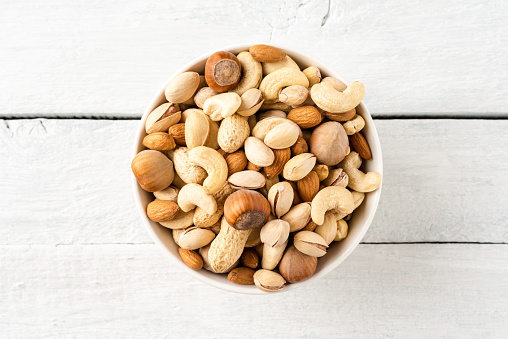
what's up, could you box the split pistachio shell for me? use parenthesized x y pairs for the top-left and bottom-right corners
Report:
(165, 71), (200, 103)
(153, 186), (179, 202)
(244, 137), (275, 167)
(237, 88), (264, 116)
(145, 102), (181, 134)
(264, 122), (300, 149)
(267, 181), (294, 218)
(314, 212), (337, 245)
(294, 231), (328, 257)
(335, 219), (348, 241)
(323, 168), (349, 187)
(178, 226), (216, 250)
(283, 153), (317, 181)
(261, 239), (288, 270)
(228, 170), (266, 190)
(253, 269), (286, 292)
(281, 202), (312, 232)
(260, 219), (290, 247)
(159, 209), (195, 229)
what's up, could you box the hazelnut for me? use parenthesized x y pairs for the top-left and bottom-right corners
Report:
(205, 51), (242, 92)
(223, 190), (271, 230)
(279, 245), (318, 283)
(131, 150), (175, 192)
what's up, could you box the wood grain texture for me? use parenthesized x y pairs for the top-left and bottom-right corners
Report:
(1, 244), (506, 337)
(0, 0), (507, 117)
(0, 119), (506, 245)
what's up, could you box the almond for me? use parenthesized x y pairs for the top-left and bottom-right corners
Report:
(287, 106), (322, 129)
(142, 132), (176, 151)
(264, 148), (291, 179)
(168, 123), (186, 146)
(246, 161), (261, 171)
(225, 150), (247, 176)
(146, 200), (180, 222)
(297, 171), (320, 202)
(249, 44), (286, 63)
(240, 248), (259, 269)
(228, 267), (255, 285)
(178, 248), (203, 270)
(291, 137), (308, 156)
(349, 132), (372, 160)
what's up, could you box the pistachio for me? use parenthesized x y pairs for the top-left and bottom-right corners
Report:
(264, 122), (300, 149)
(267, 181), (294, 218)
(335, 219), (349, 241)
(257, 110), (287, 121)
(178, 226), (216, 250)
(260, 219), (290, 247)
(323, 168), (349, 187)
(194, 87), (218, 109)
(145, 102), (181, 134)
(165, 71), (201, 103)
(281, 202), (312, 232)
(253, 269), (286, 292)
(159, 209), (195, 230)
(261, 239), (288, 270)
(237, 88), (264, 116)
(228, 170), (266, 190)
(282, 153), (317, 181)
(294, 231), (328, 257)
(153, 186), (180, 202)
(279, 85), (308, 107)
(314, 212), (337, 245)
(244, 137), (275, 167)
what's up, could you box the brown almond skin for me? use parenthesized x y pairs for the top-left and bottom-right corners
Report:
(225, 150), (248, 177)
(178, 248), (203, 270)
(205, 51), (242, 92)
(287, 106), (322, 129)
(279, 245), (317, 283)
(249, 44), (286, 62)
(288, 181), (302, 205)
(291, 137), (309, 157)
(228, 267), (255, 285)
(324, 108), (356, 122)
(146, 200), (179, 222)
(246, 161), (261, 171)
(297, 171), (320, 202)
(264, 148), (291, 179)
(168, 123), (186, 146)
(309, 121), (349, 166)
(142, 132), (176, 151)
(349, 132), (372, 160)
(240, 248), (259, 269)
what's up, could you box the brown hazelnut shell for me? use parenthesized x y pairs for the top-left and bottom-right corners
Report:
(205, 51), (242, 92)
(224, 190), (271, 230)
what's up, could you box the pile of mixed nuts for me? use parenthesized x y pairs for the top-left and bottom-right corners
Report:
(131, 44), (382, 292)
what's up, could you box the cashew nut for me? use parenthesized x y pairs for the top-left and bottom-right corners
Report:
(230, 51), (263, 96)
(340, 151), (381, 192)
(203, 92), (242, 121)
(259, 67), (309, 101)
(262, 56), (300, 76)
(342, 114), (365, 135)
(177, 183), (217, 215)
(311, 186), (355, 225)
(311, 81), (365, 113)
(188, 146), (228, 195)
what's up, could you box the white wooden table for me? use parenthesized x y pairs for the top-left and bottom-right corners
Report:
(1, 1), (507, 337)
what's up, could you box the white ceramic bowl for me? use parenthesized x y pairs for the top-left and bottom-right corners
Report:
(132, 45), (383, 294)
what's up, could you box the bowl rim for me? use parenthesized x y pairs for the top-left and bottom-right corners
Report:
(131, 44), (383, 294)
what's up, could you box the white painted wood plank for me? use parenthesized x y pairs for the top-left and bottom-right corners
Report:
(0, 119), (507, 245)
(1, 244), (506, 337)
(0, 0), (507, 117)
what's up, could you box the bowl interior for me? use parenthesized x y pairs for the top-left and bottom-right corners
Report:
(132, 45), (383, 294)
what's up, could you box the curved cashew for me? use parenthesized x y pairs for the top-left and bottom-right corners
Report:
(311, 186), (354, 225)
(262, 56), (300, 76)
(188, 146), (228, 195)
(203, 92), (241, 121)
(177, 183), (217, 215)
(311, 81), (365, 113)
(230, 51), (263, 96)
(340, 151), (381, 192)
(259, 67), (309, 101)
(342, 114), (365, 135)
